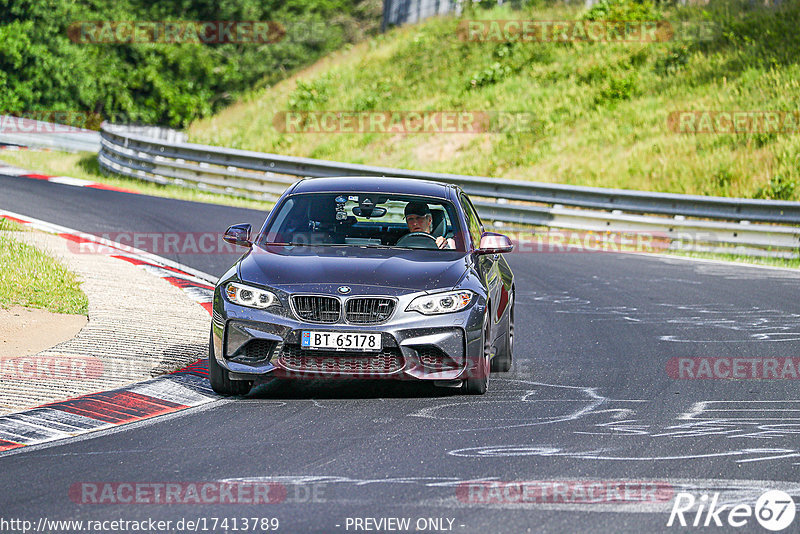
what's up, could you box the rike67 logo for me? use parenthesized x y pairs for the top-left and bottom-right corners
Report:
(667, 490), (796, 531)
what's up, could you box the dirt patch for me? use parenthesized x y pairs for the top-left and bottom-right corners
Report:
(0, 305), (86, 359)
(414, 134), (468, 163)
(412, 133), (487, 164)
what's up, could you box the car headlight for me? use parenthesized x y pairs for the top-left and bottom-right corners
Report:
(225, 282), (278, 309)
(406, 290), (474, 315)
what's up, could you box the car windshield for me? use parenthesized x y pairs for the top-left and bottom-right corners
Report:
(260, 192), (466, 251)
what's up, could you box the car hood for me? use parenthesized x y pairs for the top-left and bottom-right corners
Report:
(237, 245), (470, 294)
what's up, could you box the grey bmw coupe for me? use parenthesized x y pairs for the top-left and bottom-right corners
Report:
(210, 176), (515, 395)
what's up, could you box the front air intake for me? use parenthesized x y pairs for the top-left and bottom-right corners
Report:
(292, 295), (341, 323)
(345, 297), (396, 324)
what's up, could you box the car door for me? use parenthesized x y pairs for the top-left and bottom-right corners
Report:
(460, 193), (503, 331)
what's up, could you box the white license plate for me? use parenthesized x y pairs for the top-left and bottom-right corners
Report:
(301, 331), (381, 352)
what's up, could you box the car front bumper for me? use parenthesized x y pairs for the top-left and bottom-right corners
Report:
(211, 286), (487, 382)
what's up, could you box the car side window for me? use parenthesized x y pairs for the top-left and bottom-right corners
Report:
(460, 193), (483, 247)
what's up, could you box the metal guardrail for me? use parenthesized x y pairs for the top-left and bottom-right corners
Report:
(98, 124), (800, 258)
(0, 115), (100, 152)
(382, 0), (457, 30)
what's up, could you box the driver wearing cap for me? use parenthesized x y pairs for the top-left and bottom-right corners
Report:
(404, 201), (455, 249)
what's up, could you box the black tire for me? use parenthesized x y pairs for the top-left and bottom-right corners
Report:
(463, 314), (490, 395)
(491, 292), (513, 372)
(208, 330), (253, 396)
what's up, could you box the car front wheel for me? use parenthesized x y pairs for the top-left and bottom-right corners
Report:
(491, 292), (513, 372)
(208, 330), (253, 396)
(463, 314), (490, 395)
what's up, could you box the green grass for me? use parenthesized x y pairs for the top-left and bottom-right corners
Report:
(0, 151), (274, 211)
(663, 248), (800, 269)
(187, 0), (800, 200)
(0, 218), (24, 232)
(0, 218), (89, 315)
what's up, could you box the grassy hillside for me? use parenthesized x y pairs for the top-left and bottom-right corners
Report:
(188, 0), (800, 200)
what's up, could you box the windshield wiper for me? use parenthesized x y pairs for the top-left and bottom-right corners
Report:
(261, 242), (324, 246)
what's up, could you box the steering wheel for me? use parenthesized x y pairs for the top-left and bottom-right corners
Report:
(396, 232), (439, 249)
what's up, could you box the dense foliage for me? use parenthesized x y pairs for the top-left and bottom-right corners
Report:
(0, 0), (381, 127)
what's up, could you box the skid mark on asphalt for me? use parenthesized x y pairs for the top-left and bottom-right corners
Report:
(680, 400), (800, 422)
(219, 474), (800, 514)
(581, 404), (800, 447)
(431, 384), (800, 465)
(518, 288), (800, 342)
(515, 291), (591, 307)
(692, 262), (800, 281)
(653, 304), (800, 342)
(447, 445), (800, 463)
(648, 400), (800, 441)
(409, 379), (608, 432)
(248, 377), (800, 466)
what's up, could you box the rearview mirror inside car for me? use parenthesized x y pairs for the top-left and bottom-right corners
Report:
(352, 206), (387, 218)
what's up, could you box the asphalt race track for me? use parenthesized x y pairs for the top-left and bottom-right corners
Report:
(2, 173), (800, 533)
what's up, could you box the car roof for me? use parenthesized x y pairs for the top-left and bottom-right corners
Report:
(289, 176), (454, 199)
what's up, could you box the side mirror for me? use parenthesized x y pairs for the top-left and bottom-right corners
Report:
(476, 232), (514, 255)
(223, 223), (252, 247)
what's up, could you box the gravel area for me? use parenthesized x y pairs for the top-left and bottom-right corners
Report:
(0, 230), (209, 415)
